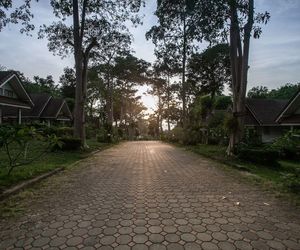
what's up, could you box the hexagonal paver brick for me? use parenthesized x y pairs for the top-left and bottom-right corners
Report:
(0, 142), (300, 250)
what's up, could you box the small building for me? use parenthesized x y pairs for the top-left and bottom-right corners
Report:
(0, 71), (34, 124)
(245, 89), (300, 143)
(2, 93), (73, 126)
(0, 71), (72, 125)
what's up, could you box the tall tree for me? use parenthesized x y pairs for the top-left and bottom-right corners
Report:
(39, 0), (143, 147)
(93, 32), (132, 130)
(188, 43), (231, 100)
(193, 0), (269, 154)
(60, 67), (76, 99)
(146, 0), (201, 127)
(112, 54), (150, 126)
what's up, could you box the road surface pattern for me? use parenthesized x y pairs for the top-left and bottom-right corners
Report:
(0, 141), (300, 250)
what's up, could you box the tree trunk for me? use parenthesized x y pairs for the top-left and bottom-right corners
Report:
(105, 63), (114, 133)
(227, 0), (254, 155)
(182, 12), (187, 127)
(167, 73), (171, 132)
(73, 0), (85, 146)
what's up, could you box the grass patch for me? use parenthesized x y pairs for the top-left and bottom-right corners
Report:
(181, 143), (300, 203)
(0, 139), (114, 191)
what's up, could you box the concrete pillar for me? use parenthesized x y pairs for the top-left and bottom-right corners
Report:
(18, 108), (22, 125)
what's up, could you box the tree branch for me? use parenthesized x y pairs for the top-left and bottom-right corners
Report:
(66, 39), (74, 47)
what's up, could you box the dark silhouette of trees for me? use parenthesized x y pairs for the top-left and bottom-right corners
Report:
(188, 43), (231, 100)
(39, 0), (144, 147)
(0, 0), (37, 34)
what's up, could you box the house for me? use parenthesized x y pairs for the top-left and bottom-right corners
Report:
(0, 71), (72, 125)
(0, 71), (34, 124)
(2, 93), (73, 126)
(245, 89), (300, 143)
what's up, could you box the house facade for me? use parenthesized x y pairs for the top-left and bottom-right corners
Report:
(0, 71), (34, 124)
(245, 89), (300, 143)
(0, 71), (72, 125)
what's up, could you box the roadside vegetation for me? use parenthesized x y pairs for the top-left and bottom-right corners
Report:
(166, 130), (300, 202)
(0, 124), (116, 191)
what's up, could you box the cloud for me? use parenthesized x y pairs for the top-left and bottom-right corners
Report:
(0, 0), (300, 109)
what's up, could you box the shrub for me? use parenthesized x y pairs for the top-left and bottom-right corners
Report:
(281, 172), (300, 194)
(208, 127), (228, 145)
(182, 128), (202, 145)
(57, 137), (81, 151)
(96, 127), (111, 143)
(237, 145), (280, 167)
(224, 114), (239, 134)
(0, 125), (59, 174)
(86, 125), (98, 139)
(170, 127), (185, 143)
(56, 127), (73, 137)
(244, 127), (262, 146)
(272, 130), (300, 160)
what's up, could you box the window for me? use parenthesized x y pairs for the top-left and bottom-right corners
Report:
(4, 89), (14, 97)
(0, 88), (3, 95)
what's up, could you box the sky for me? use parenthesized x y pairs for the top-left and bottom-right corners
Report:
(0, 0), (300, 111)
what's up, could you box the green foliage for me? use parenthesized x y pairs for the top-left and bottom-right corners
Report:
(243, 128), (262, 147)
(281, 171), (300, 194)
(208, 127), (228, 146)
(0, 125), (59, 175)
(25, 75), (60, 97)
(168, 127), (185, 143)
(237, 145), (280, 167)
(214, 96), (232, 110)
(182, 128), (201, 145)
(247, 83), (300, 100)
(96, 127), (111, 143)
(272, 130), (300, 160)
(57, 137), (82, 151)
(0, 138), (112, 189)
(0, 0), (37, 33)
(39, 1), (142, 59)
(247, 86), (269, 99)
(223, 115), (239, 134)
(269, 83), (300, 99)
(188, 44), (231, 98)
(59, 67), (76, 99)
(56, 127), (74, 137)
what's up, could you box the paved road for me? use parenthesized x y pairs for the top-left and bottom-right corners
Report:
(0, 141), (300, 250)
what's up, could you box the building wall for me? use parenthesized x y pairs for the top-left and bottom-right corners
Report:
(0, 82), (17, 98)
(261, 126), (289, 143)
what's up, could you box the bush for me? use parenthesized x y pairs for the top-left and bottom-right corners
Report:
(0, 124), (59, 174)
(86, 125), (97, 139)
(57, 137), (81, 151)
(182, 128), (202, 145)
(96, 127), (111, 143)
(281, 172), (300, 194)
(224, 114), (239, 134)
(208, 127), (228, 146)
(272, 130), (300, 160)
(173, 127), (185, 143)
(237, 145), (280, 167)
(56, 127), (73, 137)
(244, 127), (262, 146)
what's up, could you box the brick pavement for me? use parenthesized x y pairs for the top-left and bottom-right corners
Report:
(0, 141), (300, 249)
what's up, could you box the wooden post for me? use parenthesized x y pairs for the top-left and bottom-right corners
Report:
(18, 108), (22, 125)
